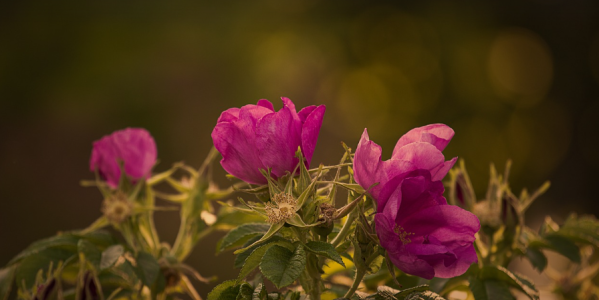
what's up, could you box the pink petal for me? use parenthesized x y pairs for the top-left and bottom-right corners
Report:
(298, 105), (316, 123)
(375, 213), (402, 251)
(387, 249), (435, 280)
(212, 120), (267, 185)
(300, 105), (325, 166)
(257, 99), (275, 111)
(392, 124), (455, 156)
(392, 171), (447, 222)
(353, 129), (384, 198)
(217, 107), (240, 123)
(432, 157), (457, 181)
(354, 129), (417, 204)
(212, 104), (273, 185)
(401, 205), (480, 248)
(256, 98), (302, 178)
(392, 142), (446, 173)
(429, 243), (478, 278)
(112, 128), (157, 180)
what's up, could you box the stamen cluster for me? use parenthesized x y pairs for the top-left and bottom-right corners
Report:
(102, 191), (133, 224)
(265, 193), (297, 224)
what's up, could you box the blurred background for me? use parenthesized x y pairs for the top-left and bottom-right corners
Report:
(1, 0), (598, 296)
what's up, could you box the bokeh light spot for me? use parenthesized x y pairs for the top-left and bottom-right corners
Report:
(488, 28), (553, 107)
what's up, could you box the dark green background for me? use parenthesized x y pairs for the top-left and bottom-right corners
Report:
(1, 0), (598, 296)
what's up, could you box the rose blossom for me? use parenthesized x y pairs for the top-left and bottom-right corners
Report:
(354, 125), (480, 279)
(211, 97), (325, 185)
(90, 128), (157, 188)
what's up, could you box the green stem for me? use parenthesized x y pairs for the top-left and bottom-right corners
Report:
(344, 268), (365, 299)
(331, 210), (357, 247)
(344, 252), (379, 298)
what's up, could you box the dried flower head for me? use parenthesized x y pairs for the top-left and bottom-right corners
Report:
(102, 191), (133, 224)
(265, 193), (297, 224)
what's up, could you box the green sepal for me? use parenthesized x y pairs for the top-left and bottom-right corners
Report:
(285, 213), (323, 228)
(234, 222), (285, 254)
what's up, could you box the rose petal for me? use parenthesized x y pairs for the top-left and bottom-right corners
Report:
(212, 109), (269, 185)
(217, 107), (240, 123)
(392, 142), (447, 173)
(256, 99), (302, 178)
(429, 243), (478, 278)
(401, 205), (480, 248)
(298, 105), (316, 123)
(257, 99), (275, 111)
(112, 128), (157, 180)
(300, 105), (325, 166)
(392, 124), (455, 155)
(432, 157), (457, 181)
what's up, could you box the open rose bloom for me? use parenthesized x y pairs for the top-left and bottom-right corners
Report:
(90, 128), (157, 188)
(211, 97), (325, 185)
(354, 124), (480, 279)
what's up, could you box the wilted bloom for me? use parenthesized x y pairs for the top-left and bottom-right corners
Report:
(211, 97), (325, 185)
(90, 128), (157, 188)
(353, 125), (480, 279)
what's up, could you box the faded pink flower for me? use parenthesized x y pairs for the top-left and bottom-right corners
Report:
(90, 128), (157, 188)
(353, 125), (480, 279)
(211, 98), (325, 185)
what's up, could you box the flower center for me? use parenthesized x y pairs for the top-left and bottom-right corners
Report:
(102, 191), (133, 224)
(265, 193), (297, 224)
(394, 225), (414, 245)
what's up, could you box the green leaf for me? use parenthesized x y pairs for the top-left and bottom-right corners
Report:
(15, 247), (75, 289)
(252, 283), (268, 300)
(0, 266), (15, 300)
(260, 245), (306, 288)
(235, 235), (267, 269)
(135, 251), (160, 287)
(234, 222), (285, 254)
(208, 280), (238, 300)
(469, 277), (515, 300)
(219, 283), (243, 300)
(525, 248), (547, 272)
(544, 234), (581, 263)
(478, 266), (539, 300)
(100, 245), (124, 270)
(554, 214), (599, 247)
(238, 244), (275, 282)
(219, 224), (271, 252)
(304, 241), (345, 267)
(77, 239), (102, 270)
(237, 283), (254, 300)
(8, 234), (79, 265)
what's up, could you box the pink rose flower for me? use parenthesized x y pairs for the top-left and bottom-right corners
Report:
(90, 128), (157, 188)
(354, 125), (480, 279)
(211, 98), (325, 185)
